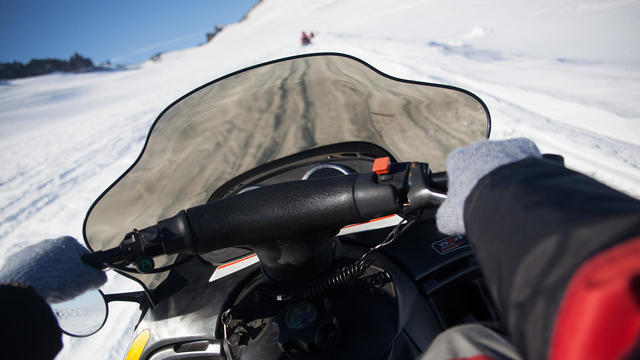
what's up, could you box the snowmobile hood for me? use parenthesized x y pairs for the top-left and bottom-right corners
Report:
(83, 53), (490, 290)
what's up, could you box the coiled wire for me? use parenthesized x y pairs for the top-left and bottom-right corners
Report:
(292, 213), (420, 298)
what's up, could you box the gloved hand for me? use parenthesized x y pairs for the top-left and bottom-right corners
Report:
(0, 236), (107, 303)
(436, 138), (542, 235)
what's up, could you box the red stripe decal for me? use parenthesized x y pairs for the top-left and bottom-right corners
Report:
(217, 254), (258, 270)
(342, 214), (396, 229)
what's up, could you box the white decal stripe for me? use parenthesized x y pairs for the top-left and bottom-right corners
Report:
(337, 214), (402, 235)
(209, 254), (260, 282)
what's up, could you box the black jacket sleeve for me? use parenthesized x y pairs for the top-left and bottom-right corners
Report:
(464, 157), (640, 360)
(0, 284), (63, 360)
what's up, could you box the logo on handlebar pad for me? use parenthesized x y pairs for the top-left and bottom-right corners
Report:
(432, 235), (469, 255)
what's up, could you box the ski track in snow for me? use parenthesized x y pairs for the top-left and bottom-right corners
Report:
(420, 62), (640, 195)
(0, 108), (153, 248)
(0, 0), (639, 359)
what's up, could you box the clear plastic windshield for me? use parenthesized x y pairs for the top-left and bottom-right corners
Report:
(84, 54), (489, 290)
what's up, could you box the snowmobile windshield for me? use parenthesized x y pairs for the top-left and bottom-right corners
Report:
(84, 53), (490, 290)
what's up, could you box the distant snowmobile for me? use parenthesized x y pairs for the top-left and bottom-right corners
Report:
(301, 31), (312, 45)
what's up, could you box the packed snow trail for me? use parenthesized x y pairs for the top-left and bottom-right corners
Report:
(0, 0), (638, 359)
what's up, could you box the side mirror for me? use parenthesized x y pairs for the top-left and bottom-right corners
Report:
(51, 289), (108, 337)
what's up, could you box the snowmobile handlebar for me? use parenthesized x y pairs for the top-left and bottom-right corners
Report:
(83, 162), (447, 273)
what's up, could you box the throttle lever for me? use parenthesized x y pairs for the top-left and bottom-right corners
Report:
(404, 163), (447, 212)
(428, 171), (448, 192)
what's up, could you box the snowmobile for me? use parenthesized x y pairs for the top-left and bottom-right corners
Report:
(54, 53), (501, 359)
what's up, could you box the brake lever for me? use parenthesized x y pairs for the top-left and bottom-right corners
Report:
(406, 163), (447, 210)
(82, 247), (126, 270)
(373, 161), (447, 214)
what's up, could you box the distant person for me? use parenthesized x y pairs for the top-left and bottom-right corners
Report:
(301, 31), (311, 46)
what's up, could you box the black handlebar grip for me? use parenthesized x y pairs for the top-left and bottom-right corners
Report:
(82, 247), (125, 269)
(184, 174), (399, 254)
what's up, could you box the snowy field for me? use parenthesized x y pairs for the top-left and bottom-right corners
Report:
(0, 0), (639, 358)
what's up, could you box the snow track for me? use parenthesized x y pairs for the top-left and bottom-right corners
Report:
(0, 0), (639, 359)
(0, 107), (154, 248)
(420, 59), (640, 195)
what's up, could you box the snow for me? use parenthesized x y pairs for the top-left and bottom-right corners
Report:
(0, 0), (639, 358)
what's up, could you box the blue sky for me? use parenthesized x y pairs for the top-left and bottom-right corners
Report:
(0, 0), (259, 65)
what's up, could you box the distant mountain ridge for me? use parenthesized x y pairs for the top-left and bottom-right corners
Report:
(0, 53), (102, 80)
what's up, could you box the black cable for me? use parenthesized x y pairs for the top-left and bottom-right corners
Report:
(292, 212), (420, 298)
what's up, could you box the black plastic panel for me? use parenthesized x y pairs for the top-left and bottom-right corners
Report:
(340, 218), (473, 282)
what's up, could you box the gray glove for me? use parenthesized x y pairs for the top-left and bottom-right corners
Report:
(0, 236), (107, 303)
(436, 138), (542, 235)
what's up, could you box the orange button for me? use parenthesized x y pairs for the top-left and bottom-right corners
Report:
(372, 157), (390, 175)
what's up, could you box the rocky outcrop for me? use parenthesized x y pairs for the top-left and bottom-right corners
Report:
(206, 25), (225, 42)
(0, 53), (97, 80)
